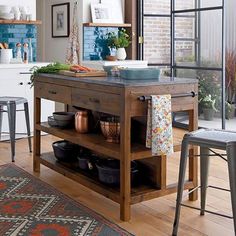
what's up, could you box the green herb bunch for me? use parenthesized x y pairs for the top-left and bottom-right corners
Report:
(107, 28), (131, 49)
(30, 62), (71, 87)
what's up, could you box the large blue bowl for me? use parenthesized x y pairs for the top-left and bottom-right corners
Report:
(119, 68), (160, 80)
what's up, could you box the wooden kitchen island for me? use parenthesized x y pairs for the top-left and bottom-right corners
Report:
(33, 74), (198, 221)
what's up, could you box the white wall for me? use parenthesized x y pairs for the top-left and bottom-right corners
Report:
(0, 0), (36, 19)
(37, 0), (125, 63)
(42, 0), (77, 62)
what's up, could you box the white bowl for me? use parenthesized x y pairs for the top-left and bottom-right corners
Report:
(0, 5), (11, 14)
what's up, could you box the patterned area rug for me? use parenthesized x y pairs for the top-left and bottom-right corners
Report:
(0, 164), (134, 236)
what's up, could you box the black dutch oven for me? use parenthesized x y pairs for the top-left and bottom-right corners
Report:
(96, 159), (139, 186)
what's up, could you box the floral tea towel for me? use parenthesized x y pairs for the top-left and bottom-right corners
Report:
(146, 95), (174, 156)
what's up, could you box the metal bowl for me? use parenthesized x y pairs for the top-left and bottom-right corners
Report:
(100, 117), (120, 143)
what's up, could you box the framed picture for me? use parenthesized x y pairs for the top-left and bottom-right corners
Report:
(91, 4), (110, 24)
(51, 3), (70, 38)
(101, 0), (124, 23)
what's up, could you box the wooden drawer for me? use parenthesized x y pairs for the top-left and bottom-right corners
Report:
(71, 88), (121, 116)
(35, 82), (71, 104)
(129, 84), (198, 116)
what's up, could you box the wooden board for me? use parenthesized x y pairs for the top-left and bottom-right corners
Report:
(59, 70), (107, 77)
(0, 20), (42, 25)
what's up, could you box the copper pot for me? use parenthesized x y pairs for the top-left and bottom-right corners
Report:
(100, 117), (120, 143)
(75, 110), (89, 133)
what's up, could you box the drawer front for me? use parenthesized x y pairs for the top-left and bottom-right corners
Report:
(72, 88), (121, 116)
(130, 84), (198, 116)
(35, 82), (71, 104)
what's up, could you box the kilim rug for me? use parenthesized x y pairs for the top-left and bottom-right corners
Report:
(0, 164), (134, 236)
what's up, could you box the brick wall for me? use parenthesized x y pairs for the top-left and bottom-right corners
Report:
(143, 0), (194, 64)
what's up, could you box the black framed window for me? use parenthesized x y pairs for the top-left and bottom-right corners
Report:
(138, 0), (227, 130)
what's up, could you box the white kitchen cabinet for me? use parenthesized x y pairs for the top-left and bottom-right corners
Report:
(0, 64), (54, 136)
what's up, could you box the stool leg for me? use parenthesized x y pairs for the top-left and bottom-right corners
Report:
(172, 139), (189, 236)
(7, 103), (16, 162)
(0, 106), (3, 139)
(24, 102), (32, 153)
(226, 145), (236, 234)
(200, 147), (210, 216)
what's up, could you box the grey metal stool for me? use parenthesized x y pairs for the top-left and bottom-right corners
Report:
(172, 129), (236, 236)
(0, 97), (32, 162)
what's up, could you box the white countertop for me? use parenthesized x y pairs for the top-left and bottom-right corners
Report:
(82, 60), (148, 69)
(82, 60), (148, 66)
(0, 62), (50, 69)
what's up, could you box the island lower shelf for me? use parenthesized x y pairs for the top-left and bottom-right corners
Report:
(36, 122), (187, 161)
(39, 153), (194, 205)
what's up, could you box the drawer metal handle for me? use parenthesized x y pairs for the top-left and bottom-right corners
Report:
(89, 98), (100, 104)
(48, 90), (57, 95)
(19, 82), (23, 85)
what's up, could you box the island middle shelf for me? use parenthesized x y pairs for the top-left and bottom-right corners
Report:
(36, 122), (187, 161)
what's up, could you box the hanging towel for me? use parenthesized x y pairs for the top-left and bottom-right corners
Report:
(65, 1), (80, 64)
(146, 95), (174, 156)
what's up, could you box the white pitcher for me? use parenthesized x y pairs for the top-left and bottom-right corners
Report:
(0, 49), (13, 64)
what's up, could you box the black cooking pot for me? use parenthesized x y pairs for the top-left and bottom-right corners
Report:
(96, 159), (138, 185)
(52, 140), (79, 162)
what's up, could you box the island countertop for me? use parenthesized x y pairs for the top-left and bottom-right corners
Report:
(37, 73), (198, 88)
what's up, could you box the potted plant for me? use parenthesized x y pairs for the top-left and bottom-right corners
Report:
(225, 50), (236, 119)
(198, 69), (221, 120)
(106, 28), (131, 60)
(199, 94), (218, 121)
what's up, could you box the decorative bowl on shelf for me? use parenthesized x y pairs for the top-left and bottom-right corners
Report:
(53, 112), (75, 121)
(100, 117), (120, 143)
(51, 112), (75, 128)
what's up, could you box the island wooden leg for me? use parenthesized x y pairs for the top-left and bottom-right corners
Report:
(33, 97), (41, 172)
(120, 91), (131, 221)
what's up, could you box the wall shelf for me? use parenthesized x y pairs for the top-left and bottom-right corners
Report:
(0, 20), (42, 25)
(83, 22), (131, 27)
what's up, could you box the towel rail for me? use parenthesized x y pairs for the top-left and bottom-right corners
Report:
(138, 91), (197, 101)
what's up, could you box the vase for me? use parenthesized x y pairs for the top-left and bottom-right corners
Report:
(202, 108), (215, 121)
(226, 104), (235, 119)
(116, 48), (127, 60)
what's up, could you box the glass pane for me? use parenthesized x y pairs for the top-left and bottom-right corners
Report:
(144, 0), (170, 15)
(200, 0), (223, 8)
(143, 17), (170, 64)
(225, 50), (236, 131)
(174, 0), (222, 10)
(174, 15), (196, 63)
(174, 0), (195, 11)
(175, 69), (222, 129)
(174, 9), (223, 68)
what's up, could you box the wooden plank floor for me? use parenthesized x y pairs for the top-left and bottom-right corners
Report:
(0, 136), (234, 236)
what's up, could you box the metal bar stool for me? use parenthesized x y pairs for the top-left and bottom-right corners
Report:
(0, 97), (32, 162)
(172, 129), (236, 236)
